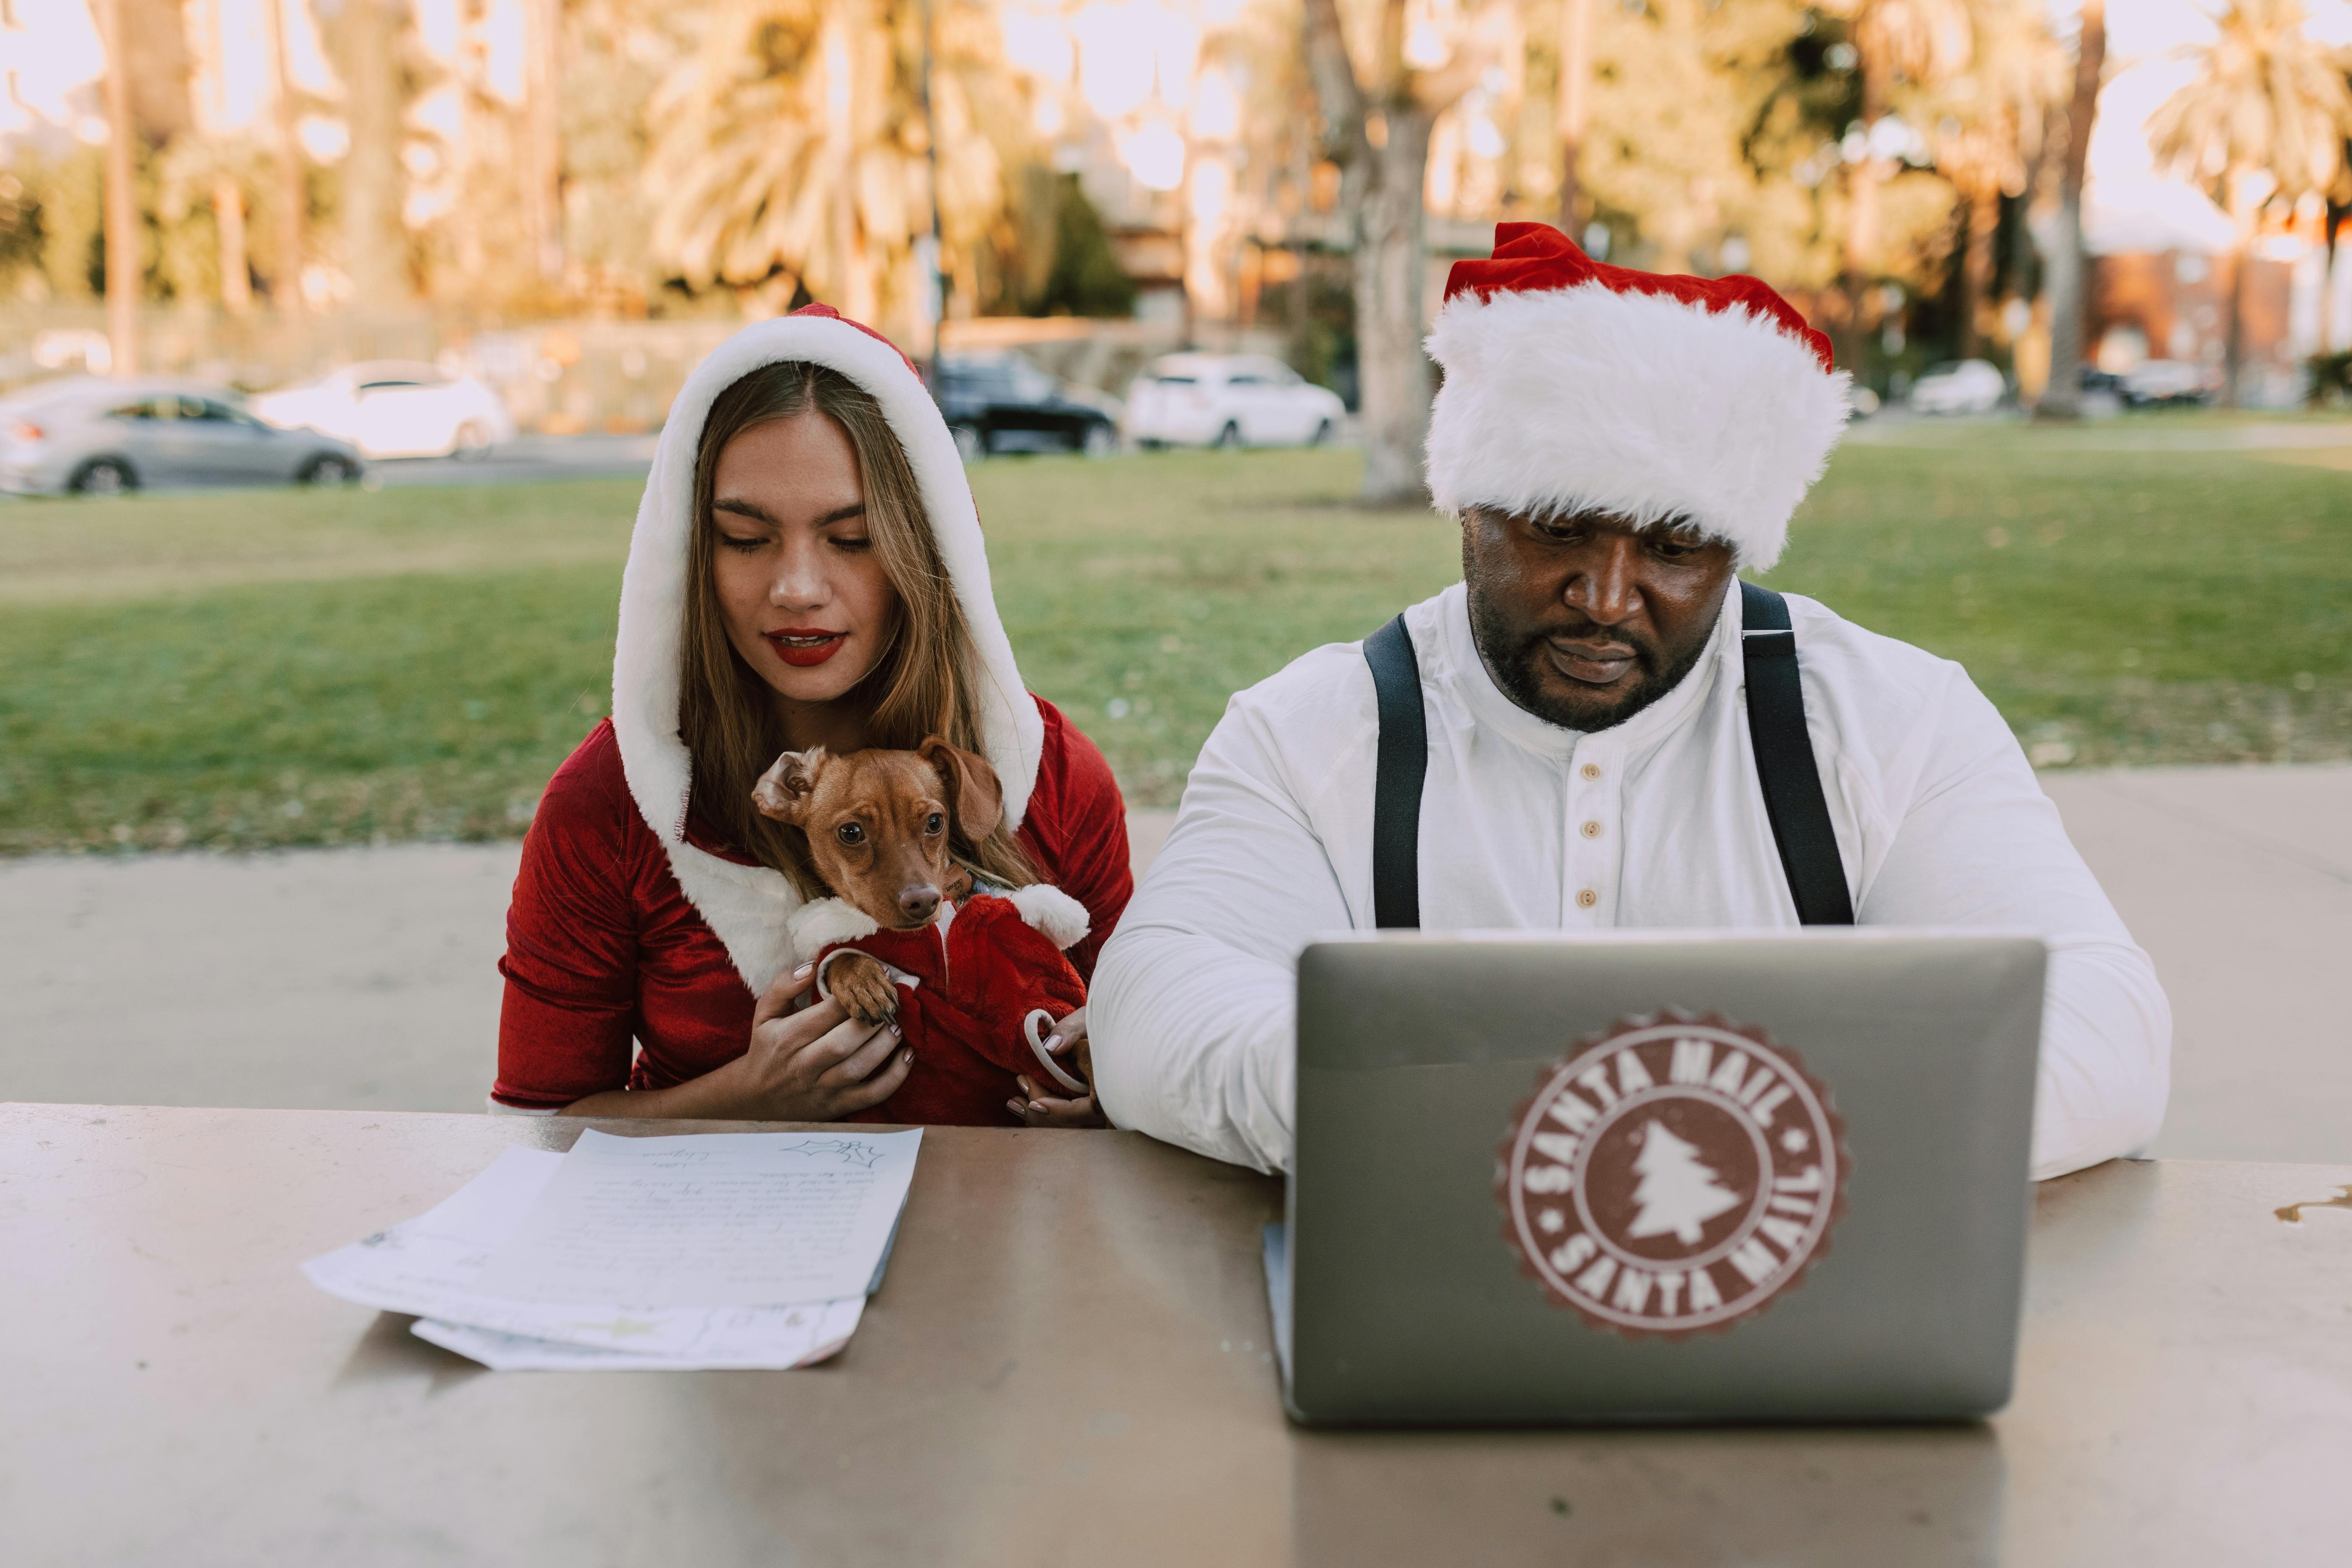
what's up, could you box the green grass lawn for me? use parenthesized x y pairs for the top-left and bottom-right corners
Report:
(5, 426), (2349, 855)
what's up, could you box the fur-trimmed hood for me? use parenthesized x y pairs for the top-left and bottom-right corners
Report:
(609, 305), (1040, 996)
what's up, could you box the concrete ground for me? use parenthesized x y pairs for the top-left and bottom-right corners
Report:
(3, 771), (2345, 1163)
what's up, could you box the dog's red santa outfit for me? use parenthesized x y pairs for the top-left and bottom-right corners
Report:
(792, 885), (1091, 1126)
(491, 307), (1129, 1115)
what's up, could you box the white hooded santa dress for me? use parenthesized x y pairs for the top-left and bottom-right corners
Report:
(1090, 224), (2170, 1181)
(492, 306), (1130, 1115)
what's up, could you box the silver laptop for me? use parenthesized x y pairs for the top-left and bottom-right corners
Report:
(1268, 929), (2046, 1424)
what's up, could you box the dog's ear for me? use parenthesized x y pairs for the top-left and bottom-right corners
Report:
(751, 748), (827, 824)
(918, 736), (1002, 839)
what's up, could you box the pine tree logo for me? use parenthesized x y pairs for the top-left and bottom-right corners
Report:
(1624, 1120), (1742, 1245)
(1496, 1013), (1850, 1341)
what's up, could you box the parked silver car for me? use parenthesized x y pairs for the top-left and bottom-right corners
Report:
(0, 376), (364, 495)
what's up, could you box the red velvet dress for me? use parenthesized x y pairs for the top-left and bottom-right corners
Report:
(492, 697), (1129, 1116)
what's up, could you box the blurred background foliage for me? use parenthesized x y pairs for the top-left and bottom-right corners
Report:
(0, 0), (2118, 393)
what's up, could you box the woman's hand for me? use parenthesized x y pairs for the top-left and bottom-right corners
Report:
(736, 962), (914, 1120)
(1008, 1006), (1110, 1129)
(562, 961), (911, 1121)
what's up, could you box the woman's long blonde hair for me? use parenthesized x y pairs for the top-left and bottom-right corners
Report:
(679, 360), (1037, 897)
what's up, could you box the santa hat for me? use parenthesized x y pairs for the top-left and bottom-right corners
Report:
(1424, 223), (1851, 570)
(610, 304), (1042, 996)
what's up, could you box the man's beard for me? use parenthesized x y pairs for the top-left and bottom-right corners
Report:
(1464, 577), (1720, 734)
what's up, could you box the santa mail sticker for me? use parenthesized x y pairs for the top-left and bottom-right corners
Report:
(1496, 1013), (1850, 1340)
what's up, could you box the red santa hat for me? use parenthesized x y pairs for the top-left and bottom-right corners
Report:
(1424, 223), (1851, 570)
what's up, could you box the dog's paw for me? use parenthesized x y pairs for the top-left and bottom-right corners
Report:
(828, 953), (901, 1027)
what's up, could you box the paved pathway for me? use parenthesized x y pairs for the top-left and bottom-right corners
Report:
(4, 772), (2345, 1163)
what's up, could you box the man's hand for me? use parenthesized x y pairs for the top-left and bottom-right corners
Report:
(737, 962), (912, 1120)
(1008, 1006), (1110, 1128)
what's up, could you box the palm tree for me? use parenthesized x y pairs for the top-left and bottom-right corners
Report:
(2147, 0), (2352, 407)
(643, 0), (1022, 341)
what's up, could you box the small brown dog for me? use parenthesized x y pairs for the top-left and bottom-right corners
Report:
(750, 737), (1095, 1125)
(751, 737), (993, 1027)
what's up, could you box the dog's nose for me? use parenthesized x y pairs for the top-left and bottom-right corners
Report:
(898, 885), (941, 923)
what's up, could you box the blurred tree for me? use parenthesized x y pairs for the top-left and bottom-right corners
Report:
(0, 171), (39, 300)
(157, 135), (274, 311)
(262, 0), (307, 310)
(1824, 0), (1971, 354)
(642, 0), (1026, 342)
(559, 0), (683, 312)
(2036, 0), (2102, 419)
(1924, 0), (2065, 359)
(1581, 0), (1823, 278)
(17, 148), (107, 305)
(325, 0), (416, 303)
(525, 0), (565, 284)
(98, 0), (143, 371)
(2146, 0), (2352, 407)
(1304, 0), (1504, 503)
(1554, 0), (1594, 233)
(1029, 172), (1135, 318)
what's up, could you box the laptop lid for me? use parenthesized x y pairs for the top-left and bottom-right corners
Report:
(1283, 930), (2045, 1425)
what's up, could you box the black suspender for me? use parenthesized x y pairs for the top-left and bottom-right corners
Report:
(1358, 587), (1853, 929)
(1735, 581), (1856, 925)
(1364, 615), (1428, 930)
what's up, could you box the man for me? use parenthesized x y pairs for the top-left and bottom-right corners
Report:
(1089, 224), (2168, 1181)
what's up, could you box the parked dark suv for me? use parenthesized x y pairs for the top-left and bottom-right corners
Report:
(930, 353), (1119, 458)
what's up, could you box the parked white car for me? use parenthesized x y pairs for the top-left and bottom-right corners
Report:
(1123, 354), (1346, 449)
(1908, 359), (2007, 415)
(2119, 359), (2215, 407)
(250, 361), (517, 459)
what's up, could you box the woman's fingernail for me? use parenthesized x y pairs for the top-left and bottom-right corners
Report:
(1044, 1034), (1062, 1051)
(889, 1024), (903, 1037)
(793, 962), (814, 979)
(901, 1049), (914, 1065)
(1029, 1101), (1046, 1113)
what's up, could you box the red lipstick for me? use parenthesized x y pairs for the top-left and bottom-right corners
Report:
(764, 628), (848, 667)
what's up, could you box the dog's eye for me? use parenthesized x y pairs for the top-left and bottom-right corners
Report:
(924, 813), (945, 835)
(835, 822), (865, 846)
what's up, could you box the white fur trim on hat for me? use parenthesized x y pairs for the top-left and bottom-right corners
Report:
(610, 312), (1044, 995)
(1005, 883), (1090, 951)
(1423, 284), (1851, 570)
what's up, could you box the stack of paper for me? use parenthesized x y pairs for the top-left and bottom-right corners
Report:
(302, 1128), (921, 1371)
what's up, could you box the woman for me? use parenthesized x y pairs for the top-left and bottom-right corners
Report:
(492, 306), (1124, 1125)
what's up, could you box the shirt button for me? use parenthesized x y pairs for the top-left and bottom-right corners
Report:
(1577, 888), (1599, 909)
(1580, 762), (1602, 781)
(1580, 820), (1602, 839)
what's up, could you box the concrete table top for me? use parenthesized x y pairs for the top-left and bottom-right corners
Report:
(2, 1103), (2345, 1566)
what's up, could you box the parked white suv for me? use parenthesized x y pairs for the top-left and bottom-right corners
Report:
(251, 361), (517, 459)
(1123, 355), (1346, 449)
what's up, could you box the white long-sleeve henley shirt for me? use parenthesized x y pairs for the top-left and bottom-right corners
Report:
(1092, 580), (2170, 1181)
